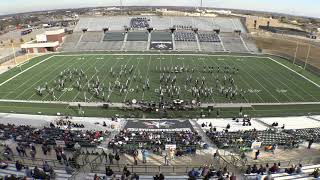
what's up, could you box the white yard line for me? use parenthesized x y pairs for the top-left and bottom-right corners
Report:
(30, 57), (82, 100)
(14, 56), (72, 100)
(141, 55), (152, 101)
(70, 56), (111, 102)
(122, 56), (142, 102)
(56, 55), (101, 101)
(208, 56), (253, 103)
(87, 55), (121, 102)
(239, 35), (251, 52)
(268, 57), (320, 89)
(258, 59), (312, 102)
(238, 60), (281, 103)
(245, 59), (294, 102)
(0, 56), (54, 87)
(107, 55), (133, 101)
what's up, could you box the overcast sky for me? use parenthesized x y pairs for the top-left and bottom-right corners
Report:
(1, 0), (319, 18)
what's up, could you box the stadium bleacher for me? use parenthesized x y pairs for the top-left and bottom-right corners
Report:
(126, 32), (149, 41)
(109, 130), (203, 154)
(103, 32), (126, 41)
(59, 16), (258, 52)
(198, 32), (220, 42)
(219, 32), (249, 52)
(130, 17), (150, 29)
(284, 128), (320, 142)
(80, 32), (103, 42)
(206, 129), (297, 149)
(151, 31), (172, 41)
(174, 31), (196, 41)
(244, 164), (320, 180)
(0, 163), (72, 180)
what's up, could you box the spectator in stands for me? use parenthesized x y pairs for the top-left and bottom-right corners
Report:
(43, 161), (51, 172)
(30, 149), (36, 160)
(133, 149), (138, 165)
(115, 152), (120, 164)
(15, 160), (23, 171)
(105, 166), (114, 177)
(123, 166), (131, 177)
(131, 173), (139, 180)
(310, 168), (320, 178)
(0, 160), (8, 169)
(142, 149), (148, 163)
(188, 168), (197, 179)
(269, 163), (279, 173)
(30, 143), (36, 153)
(94, 174), (100, 180)
(254, 150), (260, 160)
(61, 151), (68, 164)
(308, 139), (314, 149)
(109, 152), (114, 164)
(159, 173), (165, 180)
(296, 164), (302, 174)
(258, 165), (266, 175)
(285, 164), (296, 174)
(56, 151), (62, 164)
(6, 174), (18, 180)
(264, 171), (272, 180)
(251, 164), (258, 173)
(195, 167), (202, 177)
(33, 166), (48, 179)
(230, 172), (236, 180)
(25, 166), (33, 178)
(65, 164), (74, 174)
(154, 174), (159, 180)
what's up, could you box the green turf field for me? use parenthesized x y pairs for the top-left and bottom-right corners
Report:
(0, 54), (320, 105)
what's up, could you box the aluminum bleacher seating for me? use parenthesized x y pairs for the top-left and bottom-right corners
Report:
(0, 163), (72, 180)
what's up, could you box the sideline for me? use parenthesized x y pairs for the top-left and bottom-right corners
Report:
(0, 56), (54, 87)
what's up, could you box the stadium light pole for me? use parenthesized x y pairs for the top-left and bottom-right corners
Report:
(293, 41), (298, 65)
(304, 44), (311, 70)
(11, 43), (17, 66)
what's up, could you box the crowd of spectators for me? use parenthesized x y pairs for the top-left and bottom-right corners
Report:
(188, 165), (234, 180)
(198, 33), (221, 42)
(245, 163), (320, 179)
(53, 118), (85, 129)
(0, 123), (108, 149)
(173, 25), (193, 30)
(206, 125), (296, 150)
(130, 17), (150, 29)
(284, 128), (320, 143)
(174, 31), (197, 41)
(108, 129), (203, 155)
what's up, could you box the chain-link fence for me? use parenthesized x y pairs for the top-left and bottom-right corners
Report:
(0, 50), (24, 64)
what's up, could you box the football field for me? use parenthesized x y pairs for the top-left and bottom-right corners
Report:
(0, 54), (319, 105)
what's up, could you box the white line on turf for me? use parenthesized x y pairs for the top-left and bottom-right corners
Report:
(14, 56), (73, 100)
(87, 55), (121, 102)
(268, 57), (320, 89)
(33, 57), (84, 101)
(141, 55), (152, 101)
(70, 55), (112, 102)
(245, 58), (294, 102)
(106, 55), (133, 102)
(0, 56), (54, 87)
(122, 55), (142, 102)
(257, 59), (311, 102)
(54, 55), (100, 101)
